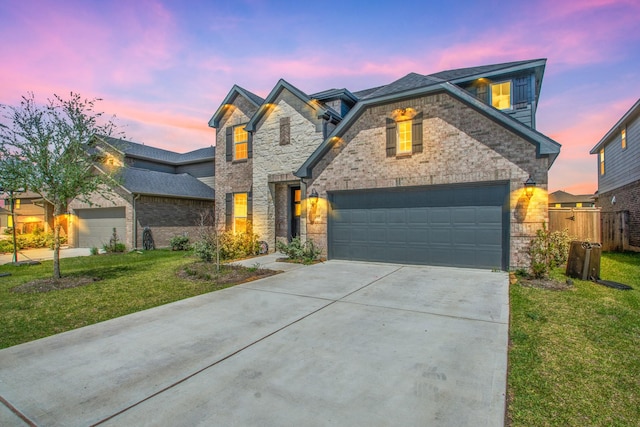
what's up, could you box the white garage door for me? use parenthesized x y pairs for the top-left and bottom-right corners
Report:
(77, 207), (126, 248)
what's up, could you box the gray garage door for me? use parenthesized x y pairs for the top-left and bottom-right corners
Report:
(328, 183), (509, 269)
(77, 207), (126, 248)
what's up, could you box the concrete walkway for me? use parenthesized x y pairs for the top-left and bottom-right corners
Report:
(0, 247), (91, 265)
(0, 259), (509, 426)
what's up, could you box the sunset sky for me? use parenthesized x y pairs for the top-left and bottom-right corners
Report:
(1, 0), (639, 194)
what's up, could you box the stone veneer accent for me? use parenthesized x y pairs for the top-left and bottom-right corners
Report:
(307, 92), (549, 269)
(252, 90), (326, 248)
(215, 94), (257, 230)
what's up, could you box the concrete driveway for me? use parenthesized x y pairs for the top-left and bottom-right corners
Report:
(0, 258), (509, 426)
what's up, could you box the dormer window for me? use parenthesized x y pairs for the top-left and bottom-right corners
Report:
(491, 81), (512, 110)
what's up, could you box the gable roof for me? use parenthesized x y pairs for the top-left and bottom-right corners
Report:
(209, 85), (264, 128)
(98, 136), (214, 165)
(429, 59), (545, 82)
(548, 190), (594, 204)
(245, 79), (342, 132)
(296, 78), (561, 178)
(121, 168), (214, 200)
(590, 98), (640, 154)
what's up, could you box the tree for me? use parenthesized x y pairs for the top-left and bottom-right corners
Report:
(0, 92), (121, 278)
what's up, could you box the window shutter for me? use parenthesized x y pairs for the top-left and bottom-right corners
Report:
(247, 191), (253, 225)
(412, 112), (423, 154)
(225, 127), (233, 162)
(247, 132), (253, 159)
(225, 193), (232, 230)
(386, 118), (397, 157)
(514, 77), (530, 107)
(476, 83), (488, 103)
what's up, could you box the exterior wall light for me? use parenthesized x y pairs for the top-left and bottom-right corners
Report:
(309, 189), (319, 203)
(524, 176), (536, 199)
(308, 189), (319, 224)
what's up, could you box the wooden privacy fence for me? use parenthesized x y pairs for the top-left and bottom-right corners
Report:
(548, 208), (601, 243)
(600, 210), (630, 251)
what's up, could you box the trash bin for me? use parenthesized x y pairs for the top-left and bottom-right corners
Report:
(566, 241), (602, 280)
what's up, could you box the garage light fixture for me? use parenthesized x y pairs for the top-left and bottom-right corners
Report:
(524, 176), (536, 199)
(308, 189), (319, 224)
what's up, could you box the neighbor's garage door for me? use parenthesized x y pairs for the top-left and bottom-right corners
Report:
(328, 183), (509, 269)
(77, 207), (126, 248)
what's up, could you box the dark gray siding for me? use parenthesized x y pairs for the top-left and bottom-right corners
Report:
(128, 159), (176, 174)
(177, 162), (215, 179)
(598, 113), (640, 194)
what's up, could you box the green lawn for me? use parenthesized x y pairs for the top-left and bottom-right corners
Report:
(508, 252), (640, 426)
(0, 250), (260, 349)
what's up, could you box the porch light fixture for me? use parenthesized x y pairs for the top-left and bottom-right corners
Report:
(524, 176), (536, 199)
(308, 189), (319, 225)
(309, 189), (319, 203)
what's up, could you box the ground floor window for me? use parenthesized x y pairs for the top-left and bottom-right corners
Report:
(234, 193), (247, 233)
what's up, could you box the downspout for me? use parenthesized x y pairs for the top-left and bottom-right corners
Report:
(132, 194), (141, 249)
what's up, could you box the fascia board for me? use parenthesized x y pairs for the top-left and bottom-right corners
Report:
(589, 98), (640, 154)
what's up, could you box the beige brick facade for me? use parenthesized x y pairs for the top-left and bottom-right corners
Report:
(306, 93), (549, 269)
(214, 94), (257, 230)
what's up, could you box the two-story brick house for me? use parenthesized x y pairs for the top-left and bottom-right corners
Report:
(210, 59), (561, 270)
(590, 98), (640, 250)
(67, 136), (215, 249)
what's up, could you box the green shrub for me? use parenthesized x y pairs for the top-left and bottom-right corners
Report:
(170, 235), (191, 251)
(192, 229), (260, 263)
(0, 239), (14, 253)
(529, 224), (571, 278)
(276, 237), (322, 264)
(90, 247), (99, 256)
(102, 242), (126, 253)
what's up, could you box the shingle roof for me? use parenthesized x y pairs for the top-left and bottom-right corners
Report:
(548, 190), (595, 204)
(121, 168), (214, 199)
(100, 136), (214, 164)
(428, 59), (544, 81)
(360, 73), (443, 99)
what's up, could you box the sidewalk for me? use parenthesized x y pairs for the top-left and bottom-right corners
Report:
(0, 247), (91, 265)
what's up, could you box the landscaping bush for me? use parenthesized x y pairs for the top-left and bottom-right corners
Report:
(276, 237), (322, 264)
(529, 224), (571, 278)
(192, 229), (261, 262)
(170, 235), (190, 251)
(0, 239), (14, 253)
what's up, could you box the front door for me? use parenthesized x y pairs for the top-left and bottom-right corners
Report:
(290, 186), (301, 239)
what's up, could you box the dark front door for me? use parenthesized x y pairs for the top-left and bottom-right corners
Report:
(290, 186), (301, 239)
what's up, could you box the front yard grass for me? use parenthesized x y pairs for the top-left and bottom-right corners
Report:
(508, 251), (640, 426)
(0, 250), (276, 349)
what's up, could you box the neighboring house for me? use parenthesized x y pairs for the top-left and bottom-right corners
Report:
(67, 136), (215, 249)
(590, 98), (640, 250)
(548, 190), (596, 208)
(0, 191), (56, 235)
(210, 59), (561, 270)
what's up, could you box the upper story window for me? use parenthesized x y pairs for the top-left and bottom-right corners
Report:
(621, 127), (627, 150)
(386, 109), (423, 157)
(491, 81), (512, 110)
(599, 148), (605, 175)
(234, 125), (248, 160)
(397, 120), (412, 154)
